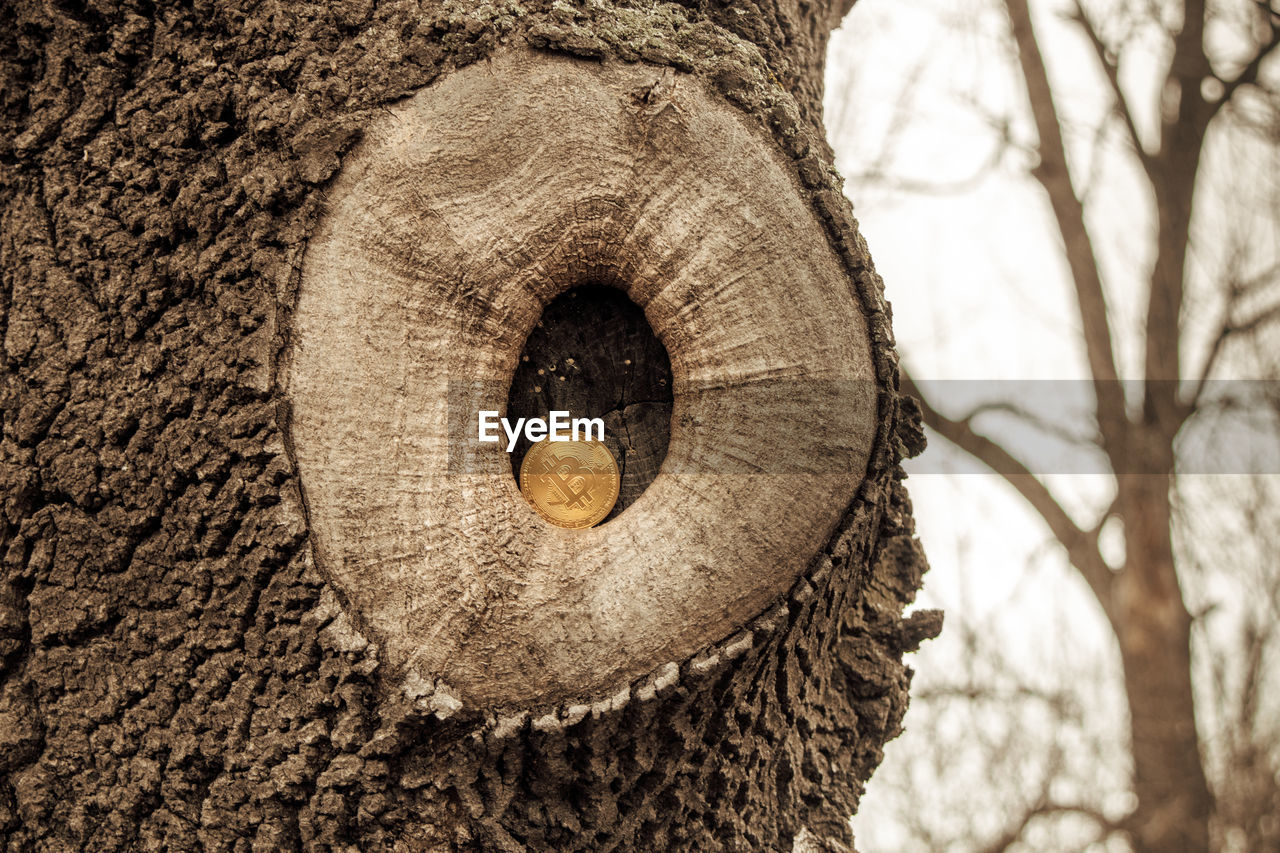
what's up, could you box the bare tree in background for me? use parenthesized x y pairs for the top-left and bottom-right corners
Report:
(831, 0), (1280, 850)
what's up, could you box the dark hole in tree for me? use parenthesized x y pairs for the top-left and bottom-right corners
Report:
(508, 285), (673, 525)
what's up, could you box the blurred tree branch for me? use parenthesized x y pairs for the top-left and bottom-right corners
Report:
(1067, 0), (1156, 173)
(872, 0), (1280, 848)
(976, 799), (1123, 853)
(1003, 0), (1131, 444)
(900, 370), (1115, 618)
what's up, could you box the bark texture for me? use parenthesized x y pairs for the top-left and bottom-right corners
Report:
(0, 0), (935, 850)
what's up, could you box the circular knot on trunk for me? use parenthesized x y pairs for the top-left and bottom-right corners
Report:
(285, 48), (876, 708)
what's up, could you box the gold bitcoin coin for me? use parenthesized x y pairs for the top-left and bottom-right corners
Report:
(519, 439), (620, 529)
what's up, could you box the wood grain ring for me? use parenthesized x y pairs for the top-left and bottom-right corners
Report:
(285, 49), (876, 708)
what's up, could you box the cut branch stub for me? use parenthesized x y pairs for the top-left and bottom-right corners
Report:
(285, 49), (876, 708)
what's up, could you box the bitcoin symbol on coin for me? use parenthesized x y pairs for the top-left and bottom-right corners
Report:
(520, 439), (619, 529)
(540, 456), (597, 510)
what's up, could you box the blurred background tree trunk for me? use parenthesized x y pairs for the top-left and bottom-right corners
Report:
(827, 0), (1280, 850)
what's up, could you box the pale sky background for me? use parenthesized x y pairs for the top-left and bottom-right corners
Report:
(823, 0), (1280, 849)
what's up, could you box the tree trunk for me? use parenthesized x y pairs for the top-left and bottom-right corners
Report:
(0, 1), (935, 850)
(1115, 468), (1212, 852)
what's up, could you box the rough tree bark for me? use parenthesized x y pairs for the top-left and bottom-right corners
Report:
(0, 1), (936, 850)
